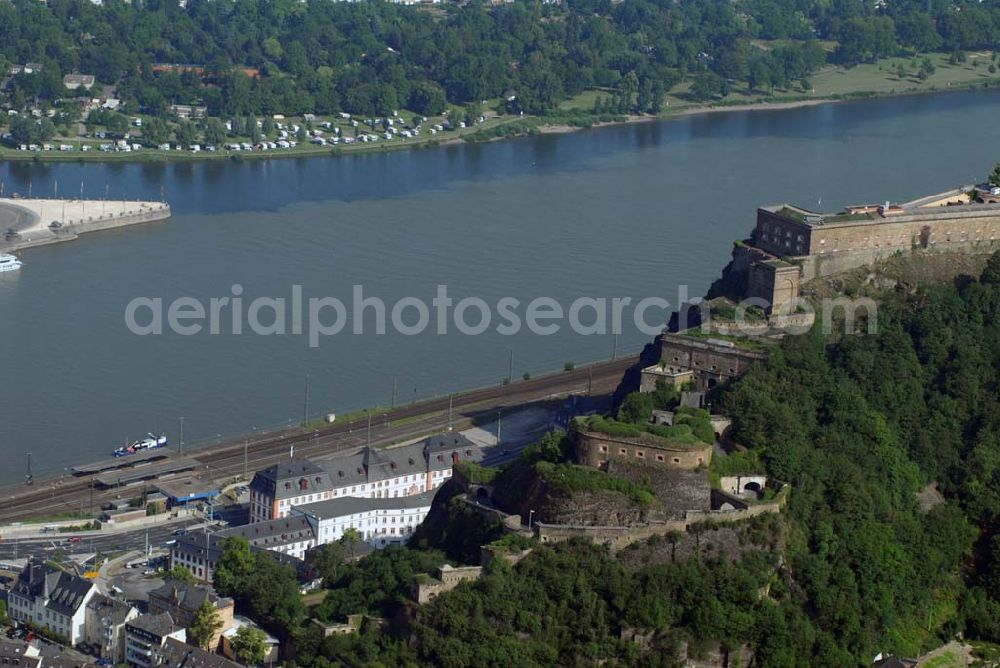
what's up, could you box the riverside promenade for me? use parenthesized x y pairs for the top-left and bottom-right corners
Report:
(0, 197), (171, 252)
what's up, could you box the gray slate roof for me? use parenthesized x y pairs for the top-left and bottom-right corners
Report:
(217, 515), (315, 548)
(249, 433), (483, 501)
(160, 637), (242, 668)
(149, 579), (231, 613)
(127, 612), (180, 639)
(86, 593), (135, 626)
(13, 561), (94, 617)
(295, 489), (438, 520)
(249, 458), (334, 501)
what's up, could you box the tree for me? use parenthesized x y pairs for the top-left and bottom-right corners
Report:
(9, 116), (54, 144)
(690, 72), (725, 101)
(188, 599), (223, 650)
(341, 528), (362, 560)
(230, 625), (268, 666)
(166, 566), (196, 584)
(408, 81), (447, 116)
(990, 163), (1000, 188)
(174, 120), (198, 147)
(142, 117), (170, 146)
(920, 57), (936, 78)
(0, 599), (7, 625)
(214, 536), (256, 597)
(203, 118), (226, 146)
(105, 113), (129, 136)
(309, 542), (346, 583)
(248, 116), (261, 143)
(980, 249), (1000, 285)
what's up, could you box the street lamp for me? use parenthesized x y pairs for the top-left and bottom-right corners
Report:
(496, 412), (502, 447)
(528, 509), (535, 529)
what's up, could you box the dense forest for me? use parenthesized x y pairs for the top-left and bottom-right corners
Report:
(2, 0), (1000, 120)
(206, 252), (1000, 666)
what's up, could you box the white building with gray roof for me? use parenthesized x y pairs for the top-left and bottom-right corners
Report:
(249, 432), (482, 523)
(8, 560), (98, 645)
(294, 489), (437, 549)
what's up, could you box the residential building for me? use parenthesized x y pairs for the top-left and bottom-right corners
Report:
(62, 74), (95, 91)
(169, 105), (207, 119)
(0, 639), (102, 667)
(248, 459), (334, 523)
(124, 613), (185, 668)
(159, 637), (242, 668)
(170, 516), (317, 582)
(218, 515), (316, 559)
(0, 640), (41, 666)
(295, 489), (436, 548)
(147, 579), (234, 650)
(8, 560), (97, 646)
(249, 433), (481, 523)
(84, 593), (138, 663)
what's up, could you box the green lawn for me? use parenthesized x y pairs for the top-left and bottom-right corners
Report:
(810, 51), (998, 97)
(920, 652), (962, 668)
(564, 50), (1000, 117)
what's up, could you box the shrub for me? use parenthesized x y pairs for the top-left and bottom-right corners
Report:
(535, 461), (654, 505)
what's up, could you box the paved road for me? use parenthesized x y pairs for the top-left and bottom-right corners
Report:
(0, 201), (38, 233)
(0, 517), (219, 560)
(0, 355), (635, 523)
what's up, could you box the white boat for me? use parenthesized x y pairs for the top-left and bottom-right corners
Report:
(112, 433), (168, 457)
(0, 254), (21, 273)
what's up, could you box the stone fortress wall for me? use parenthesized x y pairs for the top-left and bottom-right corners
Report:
(719, 187), (1000, 317)
(574, 429), (714, 471)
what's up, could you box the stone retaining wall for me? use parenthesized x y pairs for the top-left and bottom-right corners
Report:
(533, 484), (788, 551)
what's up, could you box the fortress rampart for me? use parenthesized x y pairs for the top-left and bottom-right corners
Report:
(575, 428), (714, 470)
(718, 187), (1000, 316)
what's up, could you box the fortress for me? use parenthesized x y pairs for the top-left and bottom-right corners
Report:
(731, 183), (1000, 314)
(574, 426), (714, 471)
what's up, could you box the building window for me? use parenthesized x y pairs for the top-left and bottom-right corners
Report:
(672, 458), (680, 464)
(636, 451), (644, 458)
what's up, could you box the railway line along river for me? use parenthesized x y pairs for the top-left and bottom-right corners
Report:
(2, 89), (1000, 486)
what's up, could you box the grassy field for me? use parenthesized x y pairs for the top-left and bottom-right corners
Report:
(558, 50), (1000, 116)
(810, 51), (998, 96)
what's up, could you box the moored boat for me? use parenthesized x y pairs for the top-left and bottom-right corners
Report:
(0, 254), (22, 273)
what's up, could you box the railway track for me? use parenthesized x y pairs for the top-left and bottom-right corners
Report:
(0, 355), (635, 523)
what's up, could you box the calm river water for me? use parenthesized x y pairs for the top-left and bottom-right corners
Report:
(1, 90), (999, 484)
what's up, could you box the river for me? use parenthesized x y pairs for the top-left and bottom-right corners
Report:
(1, 90), (998, 485)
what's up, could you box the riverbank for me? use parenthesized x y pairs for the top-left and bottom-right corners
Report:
(0, 198), (170, 253)
(5, 51), (1000, 166)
